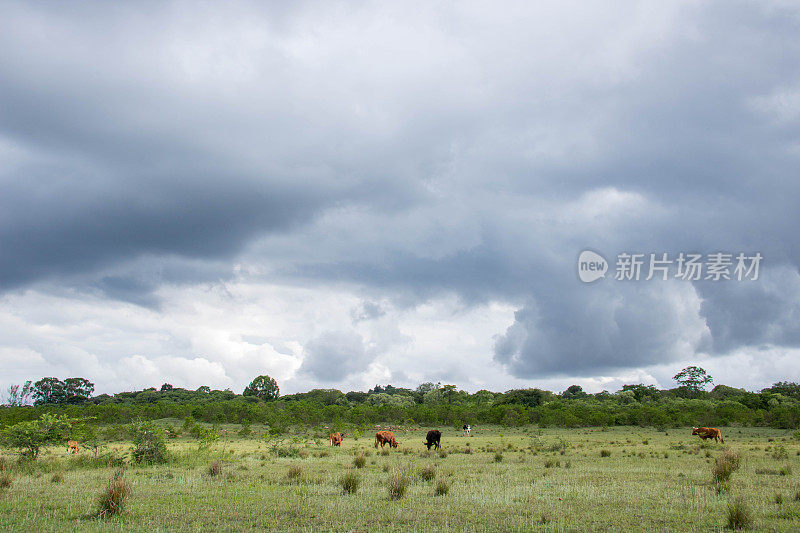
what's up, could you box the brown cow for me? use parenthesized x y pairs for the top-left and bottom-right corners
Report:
(375, 431), (399, 448)
(692, 427), (724, 443)
(66, 440), (80, 454)
(330, 432), (343, 446)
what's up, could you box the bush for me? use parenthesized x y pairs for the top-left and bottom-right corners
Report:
(494, 452), (503, 463)
(207, 460), (223, 477)
(339, 471), (360, 494)
(97, 468), (131, 517)
(238, 421), (252, 438)
(0, 413), (75, 459)
(420, 464), (436, 481)
(726, 495), (753, 530)
(353, 455), (366, 468)
(600, 450), (611, 457)
(131, 420), (169, 464)
(388, 468), (410, 500)
(434, 478), (450, 496)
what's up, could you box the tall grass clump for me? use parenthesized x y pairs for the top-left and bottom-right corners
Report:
(434, 478), (450, 496)
(388, 468), (411, 500)
(494, 452), (503, 463)
(287, 464), (303, 483)
(420, 464), (436, 481)
(207, 460), (224, 477)
(96, 468), (132, 517)
(339, 471), (360, 494)
(726, 495), (753, 530)
(713, 449), (741, 484)
(353, 454), (366, 468)
(0, 470), (12, 490)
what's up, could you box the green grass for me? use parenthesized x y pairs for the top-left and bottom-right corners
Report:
(0, 425), (799, 531)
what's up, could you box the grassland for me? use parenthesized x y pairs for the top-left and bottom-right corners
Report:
(1, 424), (799, 531)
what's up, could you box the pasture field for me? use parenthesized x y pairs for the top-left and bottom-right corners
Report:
(1, 424), (799, 531)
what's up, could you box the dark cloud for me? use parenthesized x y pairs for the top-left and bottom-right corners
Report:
(0, 1), (799, 385)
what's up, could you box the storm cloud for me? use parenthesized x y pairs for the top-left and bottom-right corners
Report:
(1, 1), (799, 394)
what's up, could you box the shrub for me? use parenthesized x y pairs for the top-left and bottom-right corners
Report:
(131, 420), (169, 464)
(494, 452), (503, 463)
(600, 450), (611, 458)
(434, 478), (449, 496)
(726, 495), (753, 530)
(238, 421), (252, 438)
(97, 468), (131, 517)
(353, 455), (366, 468)
(286, 464), (303, 482)
(207, 460), (223, 477)
(388, 468), (410, 500)
(339, 471), (360, 494)
(0, 413), (75, 459)
(420, 464), (436, 481)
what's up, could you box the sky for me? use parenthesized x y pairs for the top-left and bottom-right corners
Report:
(1, 1), (800, 397)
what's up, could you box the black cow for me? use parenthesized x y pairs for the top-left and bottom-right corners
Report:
(424, 429), (441, 450)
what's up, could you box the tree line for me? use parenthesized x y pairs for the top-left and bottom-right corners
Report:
(2, 367), (800, 430)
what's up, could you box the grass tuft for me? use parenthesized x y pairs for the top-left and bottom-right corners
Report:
(339, 471), (360, 494)
(286, 464), (303, 482)
(726, 495), (753, 530)
(207, 460), (224, 477)
(420, 464), (436, 481)
(388, 468), (410, 500)
(96, 468), (131, 517)
(353, 454), (366, 468)
(434, 478), (450, 496)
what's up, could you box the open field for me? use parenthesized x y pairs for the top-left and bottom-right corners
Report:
(1, 424), (800, 531)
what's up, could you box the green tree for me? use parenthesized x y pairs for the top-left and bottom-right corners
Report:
(0, 413), (75, 458)
(64, 377), (94, 404)
(32, 377), (67, 405)
(243, 375), (279, 401)
(673, 366), (713, 396)
(562, 385), (588, 399)
(4, 380), (33, 406)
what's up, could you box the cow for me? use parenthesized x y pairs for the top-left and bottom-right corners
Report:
(423, 429), (441, 450)
(462, 424), (471, 437)
(66, 440), (80, 454)
(330, 432), (343, 446)
(375, 431), (399, 448)
(692, 427), (724, 443)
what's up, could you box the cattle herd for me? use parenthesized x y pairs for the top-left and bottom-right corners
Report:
(323, 425), (726, 451)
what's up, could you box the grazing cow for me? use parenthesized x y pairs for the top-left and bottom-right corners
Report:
(375, 431), (399, 448)
(423, 429), (441, 450)
(66, 440), (80, 454)
(330, 432), (343, 446)
(692, 427), (724, 443)
(462, 424), (471, 437)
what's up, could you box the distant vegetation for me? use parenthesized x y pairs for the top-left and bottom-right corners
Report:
(2, 369), (800, 430)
